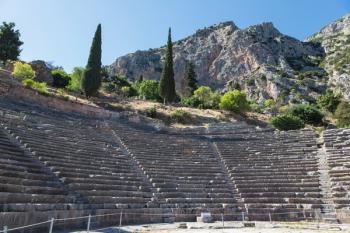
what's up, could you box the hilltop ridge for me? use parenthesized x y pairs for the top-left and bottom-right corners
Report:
(109, 20), (326, 105)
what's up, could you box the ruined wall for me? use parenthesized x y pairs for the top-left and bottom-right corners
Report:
(6, 85), (119, 119)
(0, 75), (165, 130)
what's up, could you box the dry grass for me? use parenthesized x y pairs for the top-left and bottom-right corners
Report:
(38, 88), (270, 128)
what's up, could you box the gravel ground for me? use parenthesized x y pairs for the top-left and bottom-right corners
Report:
(70, 221), (350, 233)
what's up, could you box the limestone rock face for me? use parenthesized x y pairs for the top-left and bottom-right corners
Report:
(307, 13), (350, 100)
(30, 60), (53, 85)
(110, 21), (325, 103)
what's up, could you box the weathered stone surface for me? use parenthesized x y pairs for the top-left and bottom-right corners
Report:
(29, 60), (53, 84)
(110, 21), (325, 103)
(307, 13), (350, 100)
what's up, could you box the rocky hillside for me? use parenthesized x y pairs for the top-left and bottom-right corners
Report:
(307, 13), (350, 101)
(109, 21), (329, 104)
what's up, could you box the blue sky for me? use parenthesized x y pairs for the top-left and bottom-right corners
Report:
(0, 0), (349, 72)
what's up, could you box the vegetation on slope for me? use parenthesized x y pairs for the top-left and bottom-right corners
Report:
(2, 20), (350, 131)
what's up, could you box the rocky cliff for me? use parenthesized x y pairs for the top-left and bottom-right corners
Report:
(307, 13), (350, 101)
(109, 21), (328, 104)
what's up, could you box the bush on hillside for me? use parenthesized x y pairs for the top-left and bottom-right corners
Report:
(120, 86), (137, 97)
(144, 106), (157, 118)
(102, 75), (137, 96)
(56, 88), (69, 101)
(68, 67), (84, 92)
(335, 101), (350, 128)
(22, 79), (51, 96)
(285, 104), (323, 125)
(270, 114), (305, 131)
(170, 109), (191, 124)
(180, 95), (201, 108)
(184, 86), (220, 109)
(264, 98), (278, 115)
(139, 80), (162, 101)
(264, 99), (276, 108)
(219, 90), (250, 113)
(250, 102), (263, 113)
(52, 69), (71, 88)
(317, 89), (342, 113)
(12, 61), (35, 79)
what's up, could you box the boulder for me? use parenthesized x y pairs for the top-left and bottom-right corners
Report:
(29, 60), (53, 85)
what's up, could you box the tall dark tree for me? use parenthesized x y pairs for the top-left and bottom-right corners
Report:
(184, 61), (198, 96)
(81, 24), (102, 97)
(159, 28), (176, 103)
(0, 22), (23, 64)
(137, 75), (144, 83)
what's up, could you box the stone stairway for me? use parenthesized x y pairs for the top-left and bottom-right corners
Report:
(210, 141), (245, 208)
(317, 134), (338, 223)
(105, 123), (160, 208)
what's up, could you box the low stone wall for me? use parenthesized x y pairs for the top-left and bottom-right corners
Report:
(6, 84), (120, 119)
(0, 76), (167, 130)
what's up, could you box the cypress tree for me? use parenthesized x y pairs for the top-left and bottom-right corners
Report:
(159, 28), (176, 103)
(81, 24), (102, 97)
(184, 60), (197, 96)
(137, 75), (144, 83)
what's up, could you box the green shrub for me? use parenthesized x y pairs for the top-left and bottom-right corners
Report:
(112, 75), (131, 88)
(250, 102), (263, 113)
(286, 104), (323, 125)
(193, 86), (220, 109)
(68, 67), (84, 92)
(335, 101), (350, 128)
(120, 86), (137, 97)
(170, 109), (191, 124)
(12, 61), (35, 79)
(144, 106), (157, 118)
(203, 91), (220, 109)
(52, 69), (71, 88)
(264, 99), (276, 108)
(21, 78), (35, 87)
(121, 86), (130, 96)
(22, 79), (50, 96)
(139, 80), (161, 101)
(180, 95), (201, 108)
(57, 88), (66, 95)
(56, 88), (69, 101)
(317, 89), (342, 113)
(270, 114), (305, 131)
(219, 90), (250, 113)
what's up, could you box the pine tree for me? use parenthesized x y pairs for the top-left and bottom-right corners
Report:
(159, 28), (176, 103)
(0, 22), (23, 64)
(81, 24), (102, 97)
(184, 61), (197, 96)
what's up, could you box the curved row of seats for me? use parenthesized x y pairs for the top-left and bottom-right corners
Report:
(0, 102), (154, 213)
(0, 98), (332, 223)
(0, 128), (77, 212)
(110, 122), (242, 214)
(213, 128), (321, 220)
(323, 129), (350, 209)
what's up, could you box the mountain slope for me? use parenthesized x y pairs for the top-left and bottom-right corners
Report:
(307, 13), (350, 100)
(109, 21), (327, 104)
